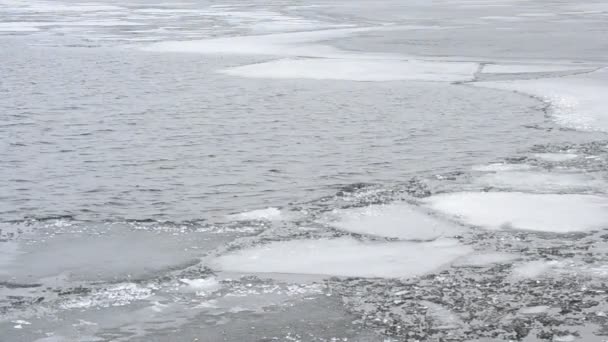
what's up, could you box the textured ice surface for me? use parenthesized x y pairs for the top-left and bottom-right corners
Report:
(423, 192), (608, 233)
(511, 260), (558, 278)
(324, 203), (463, 240)
(221, 58), (478, 82)
(229, 207), (282, 221)
(533, 153), (578, 162)
(475, 68), (608, 132)
(474, 170), (597, 191)
(453, 252), (518, 267)
(212, 237), (472, 278)
(483, 64), (582, 74)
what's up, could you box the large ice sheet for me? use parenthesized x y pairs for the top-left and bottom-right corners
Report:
(475, 68), (608, 132)
(323, 203), (463, 240)
(212, 237), (472, 278)
(423, 192), (608, 233)
(220, 58), (478, 82)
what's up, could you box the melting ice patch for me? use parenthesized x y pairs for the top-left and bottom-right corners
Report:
(323, 203), (463, 240)
(229, 207), (282, 221)
(474, 170), (598, 192)
(472, 163), (534, 172)
(453, 252), (519, 267)
(220, 58), (478, 82)
(533, 153), (578, 162)
(423, 192), (608, 233)
(211, 237), (472, 278)
(474, 67), (608, 132)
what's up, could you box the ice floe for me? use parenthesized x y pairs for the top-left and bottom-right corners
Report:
(423, 192), (608, 233)
(212, 237), (472, 278)
(221, 58), (479, 82)
(323, 203), (463, 240)
(474, 67), (608, 132)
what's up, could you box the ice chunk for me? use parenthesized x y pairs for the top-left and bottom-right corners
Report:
(453, 252), (518, 267)
(474, 68), (608, 132)
(423, 192), (608, 233)
(220, 58), (478, 82)
(212, 237), (472, 278)
(533, 153), (578, 162)
(229, 207), (282, 221)
(323, 203), (463, 240)
(179, 277), (221, 295)
(474, 171), (597, 191)
(520, 305), (550, 315)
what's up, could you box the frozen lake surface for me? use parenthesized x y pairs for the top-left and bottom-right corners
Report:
(1, 0), (608, 341)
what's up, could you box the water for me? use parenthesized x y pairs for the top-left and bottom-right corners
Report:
(2, 0), (608, 341)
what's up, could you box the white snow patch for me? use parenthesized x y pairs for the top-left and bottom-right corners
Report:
(212, 237), (472, 278)
(229, 207), (282, 221)
(221, 58), (478, 82)
(323, 203), (464, 240)
(533, 153), (578, 162)
(474, 68), (608, 132)
(423, 192), (608, 233)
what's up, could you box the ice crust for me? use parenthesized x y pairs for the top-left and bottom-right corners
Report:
(475, 68), (608, 132)
(472, 163), (534, 172)
(212, 237), (472, 278)
(324, 203), (463, 240)
(423, 192), (608, 233)
(533, 153), (578, 162)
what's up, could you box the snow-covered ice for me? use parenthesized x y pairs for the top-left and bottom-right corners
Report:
(423, 192), (608, 233)
(323, 203), (463, 240)
(220, 58), (479, 82)
(211, 237), (472, 278)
